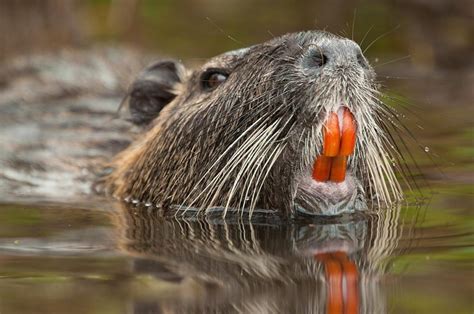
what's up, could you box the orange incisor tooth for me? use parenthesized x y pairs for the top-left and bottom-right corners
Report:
(312, 108), (356, 183)
(312, 155), (332, 182)
(339, 108), (356, 156)
(329, 156), (347, 183)
(323, 112), (340, 157)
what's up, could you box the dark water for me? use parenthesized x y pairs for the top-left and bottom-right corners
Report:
(0, 190), (471, 313)
(0, 1), (473, 313)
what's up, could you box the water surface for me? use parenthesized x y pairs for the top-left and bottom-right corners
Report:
(0, 182), (471, 314)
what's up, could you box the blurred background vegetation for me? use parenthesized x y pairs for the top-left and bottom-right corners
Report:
(0, 0), (472, 72)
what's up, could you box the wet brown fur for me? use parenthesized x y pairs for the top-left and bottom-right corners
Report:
(103, 31), (406, 216)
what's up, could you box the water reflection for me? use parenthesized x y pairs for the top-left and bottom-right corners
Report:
(113, 205), (402, 313)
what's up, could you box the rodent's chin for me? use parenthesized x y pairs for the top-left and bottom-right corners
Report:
(294, 172), (367, 216)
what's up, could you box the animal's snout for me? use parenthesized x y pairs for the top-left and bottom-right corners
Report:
(302, 39), (369, 72)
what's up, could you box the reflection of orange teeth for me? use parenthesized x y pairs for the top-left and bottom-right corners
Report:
(341, 259), (359, 314)
(325, 259), (343, 314)
(313, 107), (356, 183)
(315, 252), (360, 314)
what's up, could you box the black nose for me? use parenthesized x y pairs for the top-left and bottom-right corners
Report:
(303, 39), (369, 71)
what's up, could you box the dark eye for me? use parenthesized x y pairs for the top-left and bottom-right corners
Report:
(201, 69), (228, 91)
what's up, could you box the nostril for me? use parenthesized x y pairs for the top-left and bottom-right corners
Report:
(303, 47), (329, 69)
(312, 53), (328, 68)
(356, 53), (368, 68)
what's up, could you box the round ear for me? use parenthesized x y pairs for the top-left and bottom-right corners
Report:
(121, 60), (186, 126)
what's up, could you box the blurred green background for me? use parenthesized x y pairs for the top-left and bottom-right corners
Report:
(0, 0), (472, 72)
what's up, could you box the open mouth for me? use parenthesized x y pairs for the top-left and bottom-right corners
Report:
(312, 107), (356, 183)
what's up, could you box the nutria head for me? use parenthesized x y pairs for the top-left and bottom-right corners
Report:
(104, 30), (406, 217)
